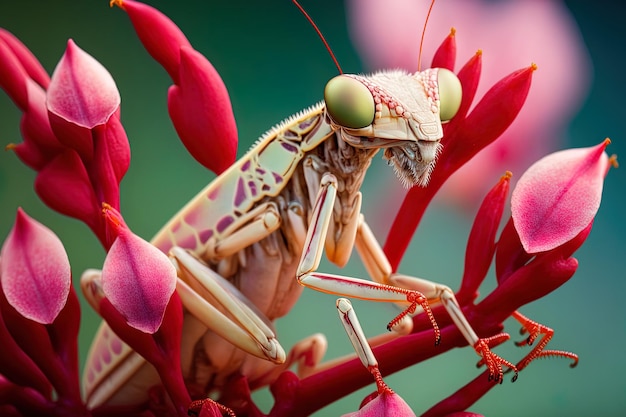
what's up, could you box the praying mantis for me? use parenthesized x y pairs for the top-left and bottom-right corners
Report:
(79, 0), (517, 410)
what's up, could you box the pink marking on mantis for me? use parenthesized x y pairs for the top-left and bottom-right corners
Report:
(111, 337), (123, 355)
(101, 345), (112, 365)
(170, 219), (182, 233)
(281, 142), (299, 153)
(299, 118), (315, 129)
(234, 177), (246, 207)
(248, 180), (258, 197)
(177, 233), (198, 251)
(241, 160), (251, 171)
(216, 216), (234, 234)
(199, 229), (214, 244)
(208, 185), (220, 201)
(272, 172), (284, 184)
(93, 357), (102, 373)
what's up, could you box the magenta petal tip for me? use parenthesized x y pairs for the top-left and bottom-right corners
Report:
(511, 139), (611, 253)
(47, 39), (120, 129)
(101, 207), (177, 334)
(0, 208), (71, 324)
(342, 391), (416, 417)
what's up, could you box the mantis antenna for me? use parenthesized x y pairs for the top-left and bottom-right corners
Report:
(418, 0), (436, 71)
(292, 0), (344, 74)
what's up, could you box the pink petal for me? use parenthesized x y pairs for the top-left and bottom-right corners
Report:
(342, 391), (416, 417)
(511, 139), (611, 253)
(46, 39), (120, 159)
(101, 206), (176, 333)
(168, 46), (238, 174)
(0, 208), (71, 324)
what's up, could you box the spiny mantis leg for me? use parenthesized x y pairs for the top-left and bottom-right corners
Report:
(296, 172), (441, 345)
(355, 216), (518, 382)
(81, 263), (285, 365)
(171, 247), (286, 364)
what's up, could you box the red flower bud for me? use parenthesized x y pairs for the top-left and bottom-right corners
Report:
(113, 0), (237, 174)
(431, 28), (457, 71)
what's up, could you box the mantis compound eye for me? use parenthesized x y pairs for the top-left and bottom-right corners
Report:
(437, 68), (462, 122)
(324, 75), (375, 129)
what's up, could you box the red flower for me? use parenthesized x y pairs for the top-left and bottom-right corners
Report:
(111, 0), (238, 175)
(384, 31), (535, 269)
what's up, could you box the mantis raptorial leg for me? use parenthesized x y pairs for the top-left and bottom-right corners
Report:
(297, 172), (518, 381)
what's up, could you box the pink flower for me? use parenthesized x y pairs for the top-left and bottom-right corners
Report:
(43, 40), (130, 243)
(100, 204), (176, 334)
(0, 208), (70, 324)
(0, 34), (130, 248)
(347, 0), (591, 207)
(0, 209), (84, 414)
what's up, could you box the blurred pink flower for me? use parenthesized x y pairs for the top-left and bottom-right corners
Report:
(347, 0), (591, 207)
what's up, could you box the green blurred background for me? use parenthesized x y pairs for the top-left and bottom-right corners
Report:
(0, 1), (624, 416)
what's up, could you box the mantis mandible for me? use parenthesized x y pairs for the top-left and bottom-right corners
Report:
(80, 1), (516, 409)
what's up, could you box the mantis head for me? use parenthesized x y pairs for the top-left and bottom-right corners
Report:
(324, 68), (461, 187)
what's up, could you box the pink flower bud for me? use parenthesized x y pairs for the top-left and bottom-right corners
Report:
(47, 39), (120, 160)
(342, 390), (416, 417)
(511, 139), (611, 253)
(101, 205), (176, 333)
(0, 208), (70, 324)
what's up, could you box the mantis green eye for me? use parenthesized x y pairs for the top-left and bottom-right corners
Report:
(437, 68), (462, 122)
(324, 75), (375, 129)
